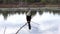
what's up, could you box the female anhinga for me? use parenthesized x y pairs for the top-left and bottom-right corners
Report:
(26, 11), (31, 30)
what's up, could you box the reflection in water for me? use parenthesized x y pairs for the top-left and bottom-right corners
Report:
(2, 12), (8, 20)
(0, 10), (60, 20)
(26, 11), (32, 30)
(0, 11), (60, 34)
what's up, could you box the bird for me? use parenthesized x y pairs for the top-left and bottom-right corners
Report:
(26, 11), (31, 30)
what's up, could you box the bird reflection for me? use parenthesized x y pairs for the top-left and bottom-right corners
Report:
(26, 11), (31, 30)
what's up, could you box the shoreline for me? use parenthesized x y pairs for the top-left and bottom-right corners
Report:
(0, 4), (60, 8)
(0, 7), (60, 11)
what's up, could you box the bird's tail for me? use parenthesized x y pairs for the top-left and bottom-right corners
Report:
(28, 22), (31, 30)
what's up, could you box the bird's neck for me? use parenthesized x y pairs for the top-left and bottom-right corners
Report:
(27, 11), (31, 16)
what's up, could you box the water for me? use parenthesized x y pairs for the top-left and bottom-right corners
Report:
(0, 11), (60, 34)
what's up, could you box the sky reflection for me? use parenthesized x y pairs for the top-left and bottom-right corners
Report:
(0, 12), (60, 34)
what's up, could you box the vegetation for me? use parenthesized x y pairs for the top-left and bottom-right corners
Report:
(0, 0), (60, 4)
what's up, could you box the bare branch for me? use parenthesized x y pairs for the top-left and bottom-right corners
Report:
(31, 21), (39, 25)
(15, 23), (27, 34)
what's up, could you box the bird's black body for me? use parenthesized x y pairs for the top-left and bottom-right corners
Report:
(26, 15), (31, 30)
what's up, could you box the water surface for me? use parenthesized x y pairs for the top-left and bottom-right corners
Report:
(0, 11), (60, 34)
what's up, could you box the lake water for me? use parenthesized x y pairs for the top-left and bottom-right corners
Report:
(0, 11), (60, 34)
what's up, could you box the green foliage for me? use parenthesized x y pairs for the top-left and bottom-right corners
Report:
(0, 0), (60, 4)
(22, 0), (35, 3)
(41, 0), (46, 3)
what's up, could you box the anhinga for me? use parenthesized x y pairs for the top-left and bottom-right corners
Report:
(26, 11), (31, 30)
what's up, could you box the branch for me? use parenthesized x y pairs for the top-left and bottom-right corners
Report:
(15, 23), (27, 34)
(31, 21), (39, 25)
